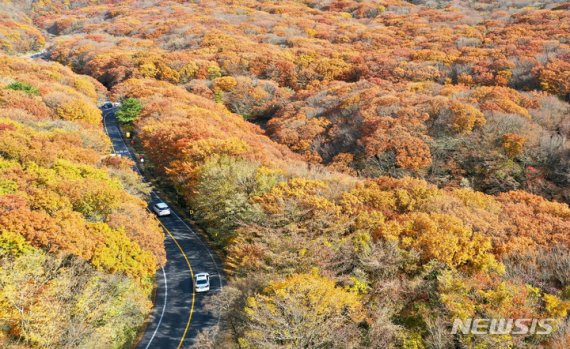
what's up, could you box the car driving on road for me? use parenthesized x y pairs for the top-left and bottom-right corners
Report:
(153, 202), (171, 216)
(194, 272), (210, 292)
(101, 102), (121, 110)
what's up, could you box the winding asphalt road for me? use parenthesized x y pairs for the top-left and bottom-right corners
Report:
(102, 107), (224, 348)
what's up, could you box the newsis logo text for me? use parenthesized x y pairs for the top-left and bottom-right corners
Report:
(451, 318), (558, 335)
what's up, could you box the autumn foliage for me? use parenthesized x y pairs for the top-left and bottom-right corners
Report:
(0, 55), (164, 348)
(1, 0), (569, 348)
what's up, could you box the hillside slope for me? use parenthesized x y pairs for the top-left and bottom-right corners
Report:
(32, 0), (570, 201)
(0, 1), (569, 348)
(0, 55), (165, 348)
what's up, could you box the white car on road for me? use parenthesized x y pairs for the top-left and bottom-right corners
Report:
(194, 272), (210, 292)
(153, 202), (171, 216)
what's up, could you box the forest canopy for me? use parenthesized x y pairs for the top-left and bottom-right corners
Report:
(24, 0), (569, 202)
(0, 55), (165, 348)
(0, 0), (569, 348)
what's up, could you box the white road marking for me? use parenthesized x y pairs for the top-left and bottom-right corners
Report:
(103, 106), (224, 342)
(103, 110), (170, 348)
(145, 266), (168, 349)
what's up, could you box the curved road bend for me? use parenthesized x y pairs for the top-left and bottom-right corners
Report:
(102, 108), (224, 348)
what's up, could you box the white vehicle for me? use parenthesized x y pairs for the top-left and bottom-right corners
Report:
(152, 202), (171, 216)
(194, 272), (210, 292)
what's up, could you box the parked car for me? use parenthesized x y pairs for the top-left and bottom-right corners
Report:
(101, 102), (113, 110)
(194, 272), (210, 292)
(152, 202), (171, 216)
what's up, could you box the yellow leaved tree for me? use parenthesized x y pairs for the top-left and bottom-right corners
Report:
(241, 272), (363, 348)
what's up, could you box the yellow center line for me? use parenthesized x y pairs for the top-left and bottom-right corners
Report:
(104, 110), (195, 347)
(155, 218), (196, 349)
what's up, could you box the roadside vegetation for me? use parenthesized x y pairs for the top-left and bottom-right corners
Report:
(0, 0), (568, 348)
(0, 55), (165, 348)
(116, 97), (142, 124)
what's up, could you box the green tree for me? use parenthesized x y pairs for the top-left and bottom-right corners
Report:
(191, 156), (270, 245)
(116, 98), (143, 124)
(5, 81), (39, 96)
